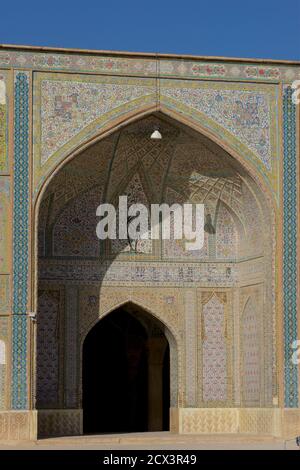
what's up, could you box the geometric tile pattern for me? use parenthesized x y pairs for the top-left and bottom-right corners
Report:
(36, 291), (60, 408)
(37, 409), (82, 438)
(64, 287), (78, 408)
(110, 172), (152, 254)
(283, 86), (298, 408)
(216, 204), (237, 260)
(43, 115), (251, 264)
(241, 297), (261, 406)
(12, 71), (30, 409)
(184, 291), (197, 406)
(202, 295), (227, 403)
(52, 186), (101, 257)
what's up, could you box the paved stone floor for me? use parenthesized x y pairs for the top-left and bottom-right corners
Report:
(0, 432), (299, 450)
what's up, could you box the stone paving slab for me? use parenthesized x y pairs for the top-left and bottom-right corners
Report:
(0, 432), (299, 450)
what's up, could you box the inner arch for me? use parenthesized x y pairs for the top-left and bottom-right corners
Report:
(82, 302), (170, 434)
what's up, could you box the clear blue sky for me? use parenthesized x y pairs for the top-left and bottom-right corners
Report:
(1, 0), (299, 61)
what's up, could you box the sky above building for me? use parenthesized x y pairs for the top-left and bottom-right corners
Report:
(0, 0), (299, 61)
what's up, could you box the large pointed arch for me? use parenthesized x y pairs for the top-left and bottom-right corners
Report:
(32, 107), (278, 307)
(33, 107), (280, 436)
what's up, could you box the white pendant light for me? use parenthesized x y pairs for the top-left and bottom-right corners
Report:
(151, 129), (162, 140)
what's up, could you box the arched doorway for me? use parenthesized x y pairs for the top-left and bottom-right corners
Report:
(82, 303), (170, 434)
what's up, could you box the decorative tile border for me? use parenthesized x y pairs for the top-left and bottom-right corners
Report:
(0, 49), (299, 83)
(283, 86), (298, 407)
(12, 71), (30, 409)
(38, 259), (238, 286)
(12, 72), (29, 314)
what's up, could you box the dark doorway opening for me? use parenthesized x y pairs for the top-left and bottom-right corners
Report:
(82, 304), (170, 434)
